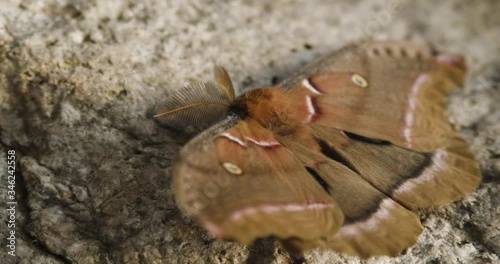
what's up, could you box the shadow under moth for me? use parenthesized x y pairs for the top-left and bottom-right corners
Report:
(154, 41), (481, 258)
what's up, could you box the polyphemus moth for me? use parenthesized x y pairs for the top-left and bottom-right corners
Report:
(154, 41), (481, 258)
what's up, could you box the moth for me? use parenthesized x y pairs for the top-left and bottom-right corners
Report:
(154, 41), (481, 258)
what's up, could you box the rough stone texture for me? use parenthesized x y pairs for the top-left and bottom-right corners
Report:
(0, 0), (499, 263)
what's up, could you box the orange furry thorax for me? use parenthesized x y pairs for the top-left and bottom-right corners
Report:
(231, 88), (301, 136)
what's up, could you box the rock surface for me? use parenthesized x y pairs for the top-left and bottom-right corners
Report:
(0, 1), (499, 263)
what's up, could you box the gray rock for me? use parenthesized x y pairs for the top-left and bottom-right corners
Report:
(0, 1), (498, 263)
